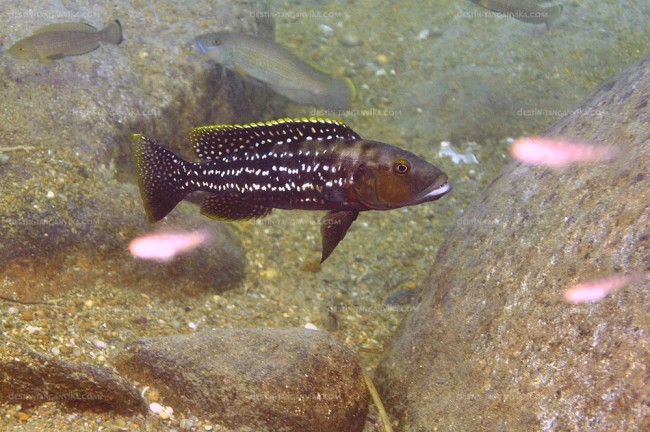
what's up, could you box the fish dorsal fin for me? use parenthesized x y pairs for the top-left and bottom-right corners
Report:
(34, 22), (98, 34)
(190, 117), (361, 161)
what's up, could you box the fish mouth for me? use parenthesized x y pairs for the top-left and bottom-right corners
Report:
(417, 179), (452, 202)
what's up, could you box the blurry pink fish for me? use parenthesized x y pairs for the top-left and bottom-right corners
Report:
(129, 229), (212, 262)
(511, 137), (618, 167)
(563, 272), (643, 304)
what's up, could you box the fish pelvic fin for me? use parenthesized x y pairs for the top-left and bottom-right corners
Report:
(320, 210), (358, 263)
(132, 134), (192, 222)
(545, 5), (563, 29)
(101, 19), (123, 45)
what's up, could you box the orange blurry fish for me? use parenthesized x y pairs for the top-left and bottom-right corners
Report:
(129, 229), (212, 262)
(563, 272), (644, 304)
(510, 137), (618, 167)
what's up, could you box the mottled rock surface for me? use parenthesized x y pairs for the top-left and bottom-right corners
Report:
(0, 0), (277, 300)
(0, 346), (147, 415)
(375, 55), (650, 431)
(113, 328), (369, 432)
(393, 1), (650, 142)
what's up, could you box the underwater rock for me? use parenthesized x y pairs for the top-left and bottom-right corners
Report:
(0, 183), (245, 303)
(0, 346), (147, 415)
(375, 55), (650, 430)
(395, 1), (650, 143)
(0, 0), (275, 301)
(113, 327), (369, 432)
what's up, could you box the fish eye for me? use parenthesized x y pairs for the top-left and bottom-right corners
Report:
(392, 159), (411, 176)
(212, 38), (222, 46)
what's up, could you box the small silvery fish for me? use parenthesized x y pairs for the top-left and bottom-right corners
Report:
(7, 20), (123, 60)
(195, 32), (355, 110)
(133, 118), (451, 262)
(469, 0), (563, 29)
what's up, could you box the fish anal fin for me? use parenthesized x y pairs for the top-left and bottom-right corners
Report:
(320, 210), (358, 263)
(200, 195), (272, 221)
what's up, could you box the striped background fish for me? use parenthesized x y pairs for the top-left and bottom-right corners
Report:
(133, 118), (450, 262)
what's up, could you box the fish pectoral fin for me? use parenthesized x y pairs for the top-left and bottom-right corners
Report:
(320, 210), (359, 263)
(200, 195), (272, 221)
(233, 65), (249, 79)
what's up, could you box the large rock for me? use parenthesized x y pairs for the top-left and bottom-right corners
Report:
(375, 55), (650, 430)
(113, 328), (369, 432)
(0, 346), (147, 415)
(0, 0), (277, 299)
(391, 1), (650, 142)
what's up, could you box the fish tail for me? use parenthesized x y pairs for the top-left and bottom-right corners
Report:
(132, 134), (192, 222)
(322, 77), (356, 111)
(101, 19), (123, 45)
(544, 5), (563, 29)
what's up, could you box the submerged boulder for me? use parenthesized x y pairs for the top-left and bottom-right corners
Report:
(375, 55), (650, 430)
(0, 346), (147, 416)
(113, 328), (370, 432)
(0, 0), (277, 300)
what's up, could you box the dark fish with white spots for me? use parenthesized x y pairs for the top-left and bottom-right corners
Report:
(132, 118), (451, 262)
(7, 20), (123, 61)
(195, 32), (355, 110)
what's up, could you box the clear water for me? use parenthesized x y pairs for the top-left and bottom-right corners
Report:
(1, 0), (648, 430)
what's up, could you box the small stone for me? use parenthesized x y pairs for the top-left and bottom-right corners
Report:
(51, 346), (61, 356)
(317, 23), (333, 37)
(260, 268), (278, 279)
(92, 338), (107, 349)
(147, 388), (160, 402)
(376, 54), (388, 64)
(0, 153), (9, 164)
(299, 259), (322, 273)
(340, 34), (361, 47)
(17, 412), (30, 421)
(46, 190), (55, 198)
(20, 311), (34, 321)
(150, 402), (163, 414)
(84, 299), (94, 307)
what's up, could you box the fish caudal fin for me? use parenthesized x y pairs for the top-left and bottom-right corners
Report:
(132, 134), (192, 222)
(322, 77), (355, 111)
(545, 5), (562, 29)
(101, 20), (123, 45)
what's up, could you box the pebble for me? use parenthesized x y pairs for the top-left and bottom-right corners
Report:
(0, 153), (9, 164)
(317, 23), (334, 37)
(51, 346), (61, 356)
(20, 311), (34, 321)
(340, 34), (361, 47)
(17, 412), (30, 421)
(376, 54), (389, 64)
(91, 338), (107, 349)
